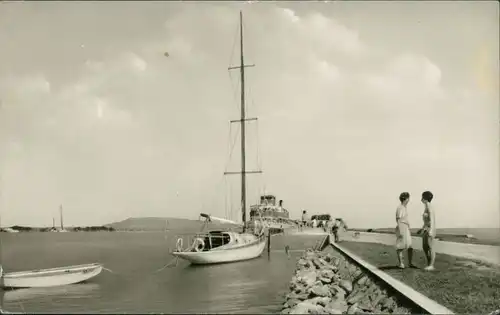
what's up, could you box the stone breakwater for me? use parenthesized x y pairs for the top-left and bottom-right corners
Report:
(281, 249), (418, 314)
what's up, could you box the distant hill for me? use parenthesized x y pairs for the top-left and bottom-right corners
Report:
(107, 217), (239, 232)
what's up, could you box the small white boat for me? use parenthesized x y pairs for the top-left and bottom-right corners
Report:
(1, 263), (103, 289)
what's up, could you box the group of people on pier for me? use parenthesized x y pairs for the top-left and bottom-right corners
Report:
(290, 190), (437, 271)
(395, 190), (436, 271)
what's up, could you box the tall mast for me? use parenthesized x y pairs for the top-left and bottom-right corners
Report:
(239, 11), (247, 230)
(60, 204), (64, 230)
(225, 11), (261, 233)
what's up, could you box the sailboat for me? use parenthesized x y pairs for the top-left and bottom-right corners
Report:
(57, 205), (68, 233)
(50, 205), (67, 232)
(172, 11), (267, 265)
(49, 217), (57, 232)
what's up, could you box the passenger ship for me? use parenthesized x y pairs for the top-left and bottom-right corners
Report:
(249, 195), (297, 233)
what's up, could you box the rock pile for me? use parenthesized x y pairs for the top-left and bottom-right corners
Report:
(281, 249), (414, 314)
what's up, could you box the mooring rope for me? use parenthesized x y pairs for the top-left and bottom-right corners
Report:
(99, 254), (179, 275)
(154, 256), (179, 273)
(101, 267), (115, 274)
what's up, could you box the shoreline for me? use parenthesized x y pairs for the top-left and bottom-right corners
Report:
(0, 226), (115, 233)
(350, 229), (500, 247)
(344, 230), (500, 265)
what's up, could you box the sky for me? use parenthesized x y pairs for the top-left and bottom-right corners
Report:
(0, 1), (498, 229)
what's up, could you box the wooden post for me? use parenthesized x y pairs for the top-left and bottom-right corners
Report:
(267, 229), (271, 258)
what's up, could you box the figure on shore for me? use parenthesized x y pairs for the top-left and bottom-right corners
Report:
(395, 192), (413, 269)
(323, 217), (331, 233)
(312, 217), (317, 228)
(332, 218), (341, 242)
(420, 191), (436, 271)
(301, 210), (308, 231)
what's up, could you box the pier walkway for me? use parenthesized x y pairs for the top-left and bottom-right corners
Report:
(343, 231), (500, 265)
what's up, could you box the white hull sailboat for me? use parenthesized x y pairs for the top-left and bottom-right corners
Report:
(1, 263), (103, 289)
(172, 229), (266, 265)
(172, 11), (267, 265)
(172, 214), (267, 265)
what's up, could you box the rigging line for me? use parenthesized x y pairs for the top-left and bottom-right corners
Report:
(224, 123), (240, 173)
(228, 17), (240, 70)
(228, 177), (233, 221)
(244, 66), (254, 117)
(203, 124), (232, 215)
(227, 19), (242, 113)
(241, 14), (252, 67)
(228, 71), (242, 113)
(226, 122), (233, 169)
(200, 173), (226, 214)
(246, 79), (263, 181)
(224, 176), (228, 220)
(201, 123), (238, 215)
(256, 117), (263, 172)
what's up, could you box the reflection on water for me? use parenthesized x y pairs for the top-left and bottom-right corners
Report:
(3, 283), (101, 302)
(1, 283), (101, 313)
(0, 233), (322, 313)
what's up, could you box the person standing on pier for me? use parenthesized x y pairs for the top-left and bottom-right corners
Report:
(395, 192), (414, 269)
(332, 218), (342, 242)
(420, 191), (436, 271)
(301, 210), (308, 231)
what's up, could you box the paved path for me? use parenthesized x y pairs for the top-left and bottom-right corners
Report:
(344, 231), (500, 265)
(285, 228), (329, 236)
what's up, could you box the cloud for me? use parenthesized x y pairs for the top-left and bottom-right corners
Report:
(0, 3), (497, 228)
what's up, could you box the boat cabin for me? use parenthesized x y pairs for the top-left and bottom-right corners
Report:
(197, 231), (231, 251)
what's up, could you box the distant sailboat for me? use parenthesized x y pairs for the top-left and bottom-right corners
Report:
(56, 205), (67, 233)
(172, 11), (267, 265)
(49, 217), (57, 232)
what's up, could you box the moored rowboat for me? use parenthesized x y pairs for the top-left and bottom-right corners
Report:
(1, 263), (103, 289)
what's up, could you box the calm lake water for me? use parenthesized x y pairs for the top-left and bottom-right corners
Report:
(0, 232), (323, 313)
